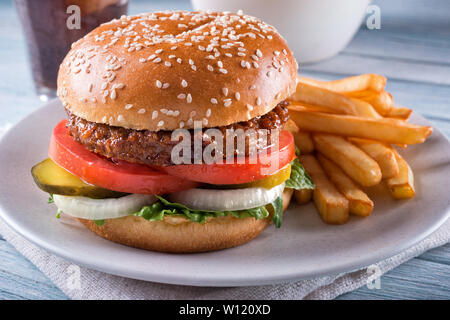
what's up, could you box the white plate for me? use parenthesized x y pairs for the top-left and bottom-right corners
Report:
(0, 100), (449, 287)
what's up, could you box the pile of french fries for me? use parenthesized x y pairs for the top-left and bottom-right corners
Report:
(285, 74), (433, 224)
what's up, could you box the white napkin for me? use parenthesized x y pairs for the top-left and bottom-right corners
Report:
(0, 123), (449, 300)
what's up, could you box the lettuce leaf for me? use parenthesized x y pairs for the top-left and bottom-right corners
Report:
(133, 195), (283, 226)
(285, 158), (314, 190)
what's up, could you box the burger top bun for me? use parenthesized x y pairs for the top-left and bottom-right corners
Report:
(58, 11), (298, 131)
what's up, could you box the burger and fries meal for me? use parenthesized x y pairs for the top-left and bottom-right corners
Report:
(29, 11), (433, 253)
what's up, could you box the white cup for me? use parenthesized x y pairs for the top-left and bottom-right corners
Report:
(191, 0), (371, 64)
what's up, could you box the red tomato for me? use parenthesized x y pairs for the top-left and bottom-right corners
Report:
(49, 120), (199, 195)
(158, 130), (296, 185)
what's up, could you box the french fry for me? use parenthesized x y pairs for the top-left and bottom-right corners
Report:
(289, 98), (380, 119)
(289, 102), (341, 114)
(313, 134), (382, 187)
(299, 155), (349, 224)
(317, 154), (374, 216)
(386, 105), (413, 120)
(346, 90), (393, 115)
(283, 119), (300, 134)
(386, 151), (415, 199)
(348, 98), (382, 119)
(289, 106), (433, 145)
(290, 82), (359, 115)
(294, 188), (313, 205)
(349, 138), (399, 179)
(293, 130), (314, 154)
(297, 74), (387, 92)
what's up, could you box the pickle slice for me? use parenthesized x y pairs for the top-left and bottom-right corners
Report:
(31, 158), (127, 199)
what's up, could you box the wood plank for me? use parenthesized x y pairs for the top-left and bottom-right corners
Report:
(338, 258), (450, 300)
(0, 238), (68, 300)
(302, 53), (450, 86)
(417, 243), (450, 266)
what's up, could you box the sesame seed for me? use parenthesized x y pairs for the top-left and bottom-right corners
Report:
(283, 49), (287, 55)
(240, 61), (247, 68)
(235, 92), (241, 100)
(222, 87), (228, 96)
(224, 99), (232, 107)
(169, 55), (176, 59)
(177, 93), (186, 99)
(207, 64), (214, 72)
(165, 61), (172, 67)
(171, 46), (177, 50)
(191, 65), (197, 71)
(225, 53), (232, 57)
(211, 98), (218, 104)
(179, 121), (185, 128)
(162, 83), (170, 89)
(237, 52), (246, 57)
(125, 104), (133, 110)
(156, 80), (162, 88)
(206, 108), (211, 117)
(186, 93), (192, 103)
(117, 114), (125, 122)
(148, 54), (156, 61)
(139, 58), (146, 63)
(256, 49), (263, 57)
(217, 61), (223, 68)
(247, 104), (254, 111)
(256, 97), (261, 106)
(274, 51), (280, 56)
(152, 111), (158, 119)
(188, 59), (194, 65)
(157, 121), (164, 127)
(115, 83), (124, 89)
(155, 49), (163, 54)
(253, 62), (259, 68)
(153, 57), (162, 63)
(110, 89), (117, 100)
(177, 58), (182, 64)
(181, 79), (188, 87)
(138, 108), (146, 114)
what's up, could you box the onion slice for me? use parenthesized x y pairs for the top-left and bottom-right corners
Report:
(168, 183), (285, 211)
(53, 194), (157, 220)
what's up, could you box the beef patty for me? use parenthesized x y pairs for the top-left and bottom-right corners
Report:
(66, 101), (290, 166)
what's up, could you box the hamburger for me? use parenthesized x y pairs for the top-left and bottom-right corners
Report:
(31, 11), (314, 253)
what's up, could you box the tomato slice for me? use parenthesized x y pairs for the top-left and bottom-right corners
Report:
(158, 130), (296, 185)
(49, 120), (199, 195)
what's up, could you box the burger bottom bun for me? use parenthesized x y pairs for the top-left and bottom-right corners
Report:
(78, 188), (294, 253)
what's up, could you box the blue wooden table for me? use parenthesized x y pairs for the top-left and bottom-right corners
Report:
(0, 0), (449, 299)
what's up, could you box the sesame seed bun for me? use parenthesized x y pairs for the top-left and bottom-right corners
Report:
(77, 188), (293, 253)
(57, 11), (298, 131)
